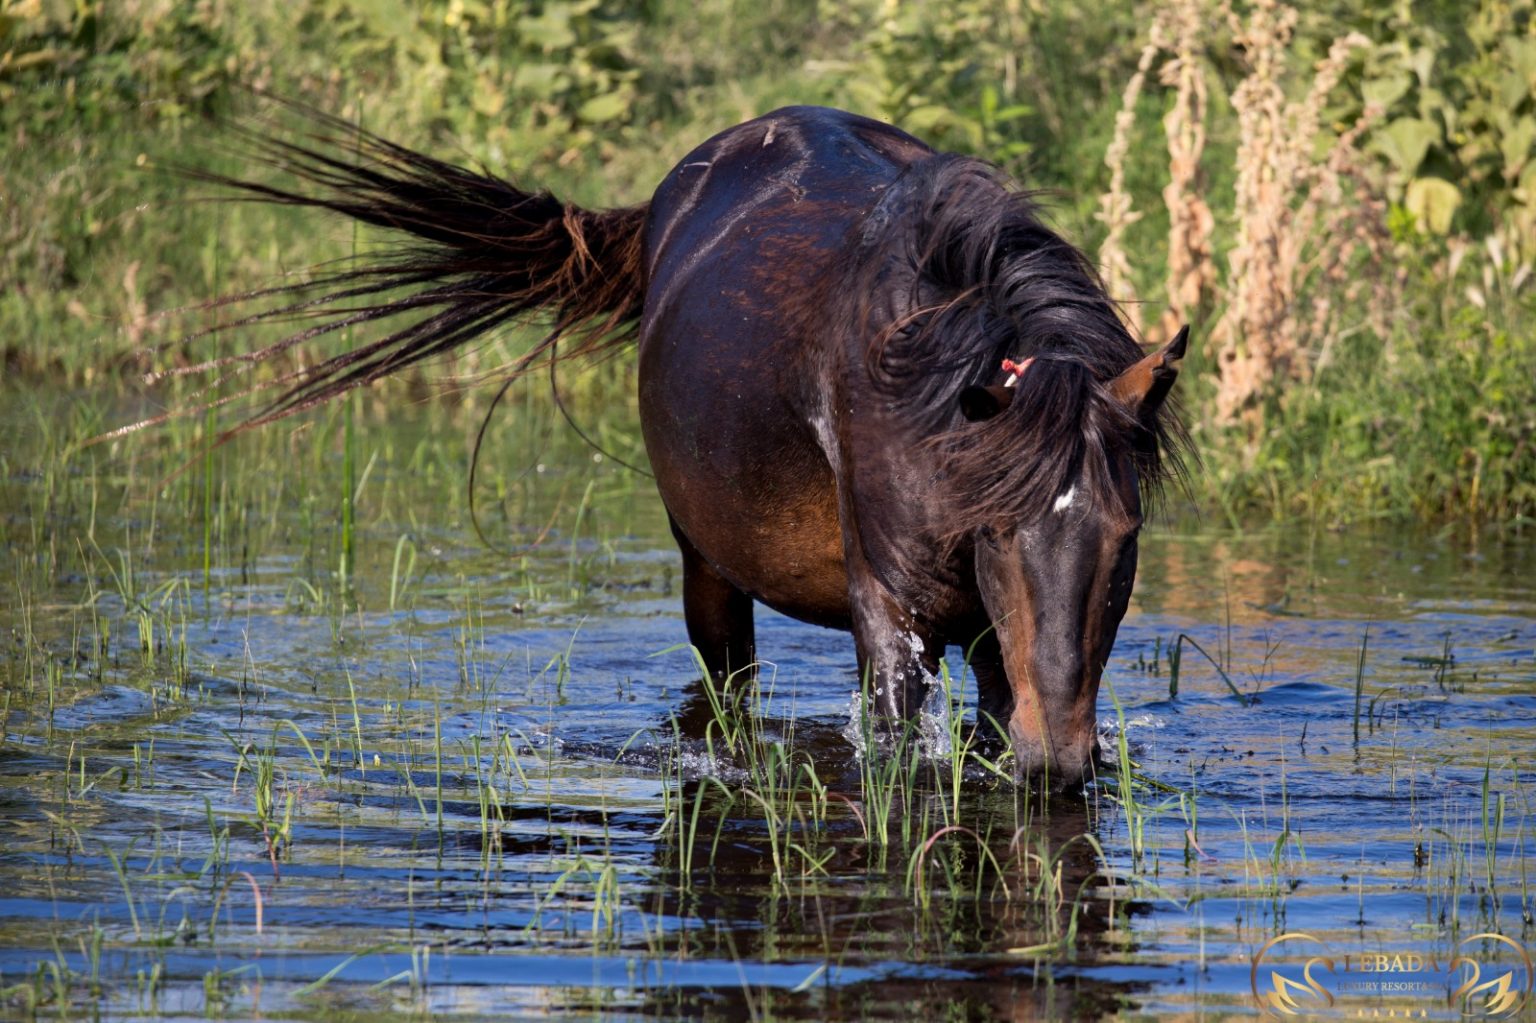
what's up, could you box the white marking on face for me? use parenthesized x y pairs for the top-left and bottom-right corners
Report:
(1053, 486), (1077, 514)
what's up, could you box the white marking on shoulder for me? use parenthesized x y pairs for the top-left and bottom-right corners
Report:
(763, 124), (776, 146)
(1053, 486), (1077, 513)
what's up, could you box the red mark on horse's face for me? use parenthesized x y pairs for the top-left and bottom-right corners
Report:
(973, 460), (1142, 786)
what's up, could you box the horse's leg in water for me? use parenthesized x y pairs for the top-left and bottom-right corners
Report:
(967, 631), (1015, 752)
(669, 516), (755, 679)
(843, 553), (940, 723)
(669, 518), (756, 739)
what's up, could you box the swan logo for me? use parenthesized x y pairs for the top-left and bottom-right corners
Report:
(1251, 932), (1336, 1017)
(1251, 931), (1532, 1019)
(1449, 933), (1532, 1019)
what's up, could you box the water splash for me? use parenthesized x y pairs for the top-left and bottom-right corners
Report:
(1095, 712), (1163, 758)
(841, 691), (870, 756)
(840, 680), (955, 763)
(917, 679), (952, 760)
(669, 744), (747, 784)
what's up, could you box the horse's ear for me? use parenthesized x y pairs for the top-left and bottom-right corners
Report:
(1110, 325), (1189, 420)
(959, 384), (1015, 422)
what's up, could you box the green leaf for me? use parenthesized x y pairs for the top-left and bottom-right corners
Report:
(902, 103), (954, 134)
(519, 10), (576, 51)
(512, 63), (562, 94)
(1405, 177), (1462, 234)
(1499, 68), (1531, 113)
(1418, 87), (1454, 135)
(1373, 117), (1439, 177)
(1504, 37), (1536, 95)
(472, 74), (505, 118)
(576, 90), (630, 124)
(1516, 160), (1536, 204)
(1362, 71), (1411, 110)
(1406, 45), (1436, 87)
(1502, 115), (1535, 182)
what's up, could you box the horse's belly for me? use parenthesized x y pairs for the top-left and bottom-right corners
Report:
(640, 378), (853, 629)
(715, 477), (851, 629)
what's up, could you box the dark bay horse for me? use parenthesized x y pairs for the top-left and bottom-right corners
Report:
(189, 104), (1189, 784)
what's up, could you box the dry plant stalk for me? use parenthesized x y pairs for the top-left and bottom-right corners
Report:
(1212, 0), (1373, 426)
(1097, 0), (1213, 346)
(1212, 0), (1297, 426)
(1096, 33), (1164, 336)
(1157, 0), (1216, 344)
(1304, 100), (1393, 376)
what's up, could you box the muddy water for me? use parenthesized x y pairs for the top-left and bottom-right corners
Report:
(1, 395), (1533, 1021)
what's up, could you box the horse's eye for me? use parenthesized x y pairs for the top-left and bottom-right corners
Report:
(978, 524), (999, 548)
(1115, 531), (1140, 566)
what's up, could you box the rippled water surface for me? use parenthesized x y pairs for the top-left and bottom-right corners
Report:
(2, 394), (1533, 1020)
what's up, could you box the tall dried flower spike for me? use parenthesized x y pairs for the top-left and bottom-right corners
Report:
(1211, 1), (1375, 432)
(1096, 32), (1164, 336)
(1158, 0), (1215, 343)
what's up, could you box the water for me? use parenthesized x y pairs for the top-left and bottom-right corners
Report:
(2, 393), (1533, 1020)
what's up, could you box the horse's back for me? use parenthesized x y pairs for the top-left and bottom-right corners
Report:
(638, 105), (932, 394)
(641, 106), (931, 299)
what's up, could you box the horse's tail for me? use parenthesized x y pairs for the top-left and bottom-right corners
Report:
(172, 107), (647, 431)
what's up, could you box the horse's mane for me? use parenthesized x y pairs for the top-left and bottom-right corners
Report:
(838, 154), (1189, 534)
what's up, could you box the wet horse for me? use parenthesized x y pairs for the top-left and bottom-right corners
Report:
(189, 104), (1189, 784)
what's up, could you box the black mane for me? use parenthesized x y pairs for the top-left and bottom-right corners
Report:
(841, 155), (1188, 531)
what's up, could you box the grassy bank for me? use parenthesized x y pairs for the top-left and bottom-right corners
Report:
(3, 0), (1533, 528)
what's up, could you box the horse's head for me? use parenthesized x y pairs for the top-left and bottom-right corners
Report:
(956, 327), (1188, 786)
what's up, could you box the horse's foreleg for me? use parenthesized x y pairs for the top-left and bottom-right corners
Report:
(844, 568), (940, 723)
(967, 631), (1014, 751)
(669, 516), (755, 679)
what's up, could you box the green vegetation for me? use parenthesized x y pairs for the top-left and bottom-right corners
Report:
(4, 0), (1535, 526)
(3, 0), (1536, 528)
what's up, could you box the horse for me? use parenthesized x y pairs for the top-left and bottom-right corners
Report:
(182, 104), (1190, 785)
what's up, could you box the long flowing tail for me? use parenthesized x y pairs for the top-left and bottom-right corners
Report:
(167, 106), (648, 431)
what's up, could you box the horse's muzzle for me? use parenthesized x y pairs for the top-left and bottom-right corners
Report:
(1008, 717), (1097, 789)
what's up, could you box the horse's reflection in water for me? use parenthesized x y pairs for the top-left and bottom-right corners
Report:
(635, 724), (1149, 1021)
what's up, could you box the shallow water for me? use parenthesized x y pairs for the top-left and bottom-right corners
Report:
(2, 392), (1533, 1020)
